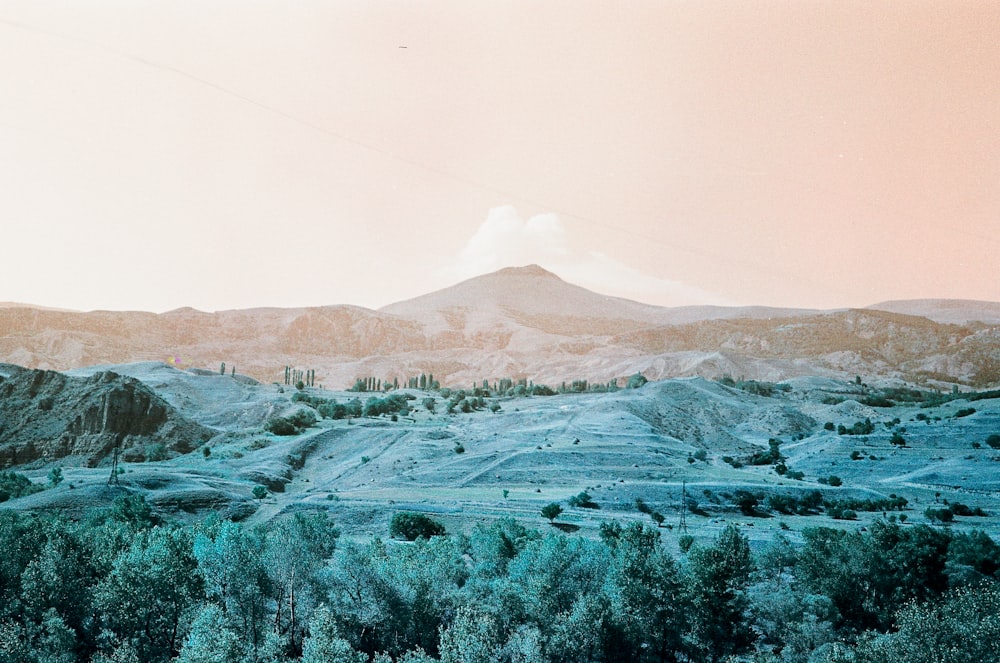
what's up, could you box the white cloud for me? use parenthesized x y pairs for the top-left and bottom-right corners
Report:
(446, 206), (729, 307)
(452, 205), (570, 276)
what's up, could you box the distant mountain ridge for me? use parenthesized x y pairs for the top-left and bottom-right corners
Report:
(867, 299), (1000, 325)
(2, 266), (999, 388)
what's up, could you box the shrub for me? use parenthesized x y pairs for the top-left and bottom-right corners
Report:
(626, 373), (648, 389)
(47, 467), (63, 487)
(0, 472), (42, 502)
(827, 475), (843, 487)
(147, 443), (168, 461)
(567, 491), (599, 509)
(985, 434), (1000, 449)
(955, 407), (976, 418)
(266, 416), (297, 436)
(734, 490), (760, 516)
(925, 507), (955, 523)
(678, 534), (695, 553)
(389, 512), (446, 540)
(290, 410), (312, 429)
(252, 485), (268, 500)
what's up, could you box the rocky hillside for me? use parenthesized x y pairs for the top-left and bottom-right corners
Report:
(0, 365), (213, 468)
(1, 266), (998, 388)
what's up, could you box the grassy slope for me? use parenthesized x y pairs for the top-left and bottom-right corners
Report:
(6, 366), (1000, 549)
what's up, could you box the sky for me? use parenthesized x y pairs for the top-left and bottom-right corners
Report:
(1, 1), (998, 313)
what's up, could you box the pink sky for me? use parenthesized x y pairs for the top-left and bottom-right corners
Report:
(1, 1), (998, 312)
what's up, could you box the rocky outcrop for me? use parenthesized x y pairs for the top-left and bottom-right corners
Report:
(0, 366), (213, 468)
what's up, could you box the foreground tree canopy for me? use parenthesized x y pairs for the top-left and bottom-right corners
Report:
(1, 496), (999, 663)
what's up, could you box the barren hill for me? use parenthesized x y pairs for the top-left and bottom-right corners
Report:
(1, 266), (998, 388)
(0, 364), (212, 467)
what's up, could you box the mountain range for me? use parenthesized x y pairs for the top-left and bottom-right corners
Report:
(2, 265), (998, 388)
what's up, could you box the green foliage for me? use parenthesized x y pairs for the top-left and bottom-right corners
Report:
(626, 372), (647, 389)
(0, 495), (998, 663)
(846, 584), (1000, 663)
(302, 605), (365, 663)
(176, 604), (241, 663)
(925, 507), (955, 523)
(838, 418), (875, 436)
(540, 503), (563, 522)
(47, 467), (63, 488)
(94, 526), (202, 662)
(390, 512), (446, 540)
(0, 470), (42, 503)
(265, 416), (297, 435)
(684, 524), (754, 661)
(986, 433), (1000, 449)
(734, 489), (761, 515)
(252, 485), (268, 500)
(567, 491), (599, 509)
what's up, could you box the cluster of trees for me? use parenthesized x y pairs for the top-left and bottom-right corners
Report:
(284, 367), (315, 388)
(346, 374), (650, 399)
(714, 376), (790, 398)
(2, 498), (1000, 663)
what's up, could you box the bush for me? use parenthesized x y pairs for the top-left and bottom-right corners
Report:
(734, 490), (760, 516)
(265, 416), (297, 436)
(567, 491), (599, 509)
(925, 507), (955, 523)
(626, 373), (648, 389)
(147, 443), (168, 461)
(289, 409), (316, 428)
(985, 434), (1000, 449)
(252, 485), (268, 500)
(827, 475), (843, 487)
(678, 534), (695, 553)
(389, 512), (446, 540)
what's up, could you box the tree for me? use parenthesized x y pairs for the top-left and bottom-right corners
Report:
(264, 513), (340, 652)
(47, 467), (63, 488)
(683, 524), (754, 661)
(192, 521), (271, 656)
(390, 513), (446, 540)
(847, 584), (1000, 663)
(176, 604), (241, 663)
(301, 605), (366, 663)
(93, 526), (201, 663)
(603, 523), (684, 661)
(541, 503), (563, 523)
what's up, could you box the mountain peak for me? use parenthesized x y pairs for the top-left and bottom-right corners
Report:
(491, 264), (561, 279)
